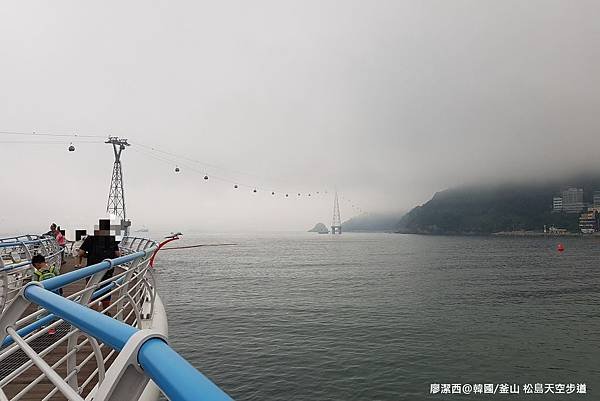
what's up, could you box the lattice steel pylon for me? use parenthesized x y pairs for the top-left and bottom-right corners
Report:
(105, 136), (131, 234)
(331, 191), (342, 234)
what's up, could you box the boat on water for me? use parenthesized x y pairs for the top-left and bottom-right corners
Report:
(134, 226), (150, 233)
(0, 234), (232, 401)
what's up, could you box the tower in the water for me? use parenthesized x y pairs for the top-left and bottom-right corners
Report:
(331, 191), (342, 234)
(105, 136), (131, 235)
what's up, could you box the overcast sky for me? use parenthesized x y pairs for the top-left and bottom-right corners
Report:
(1, 1), (599, 234)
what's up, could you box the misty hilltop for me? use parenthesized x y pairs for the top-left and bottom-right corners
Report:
(342, 212), (405, 232)
(397, 174), (600, 235)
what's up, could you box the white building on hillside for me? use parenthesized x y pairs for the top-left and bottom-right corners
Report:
(561, 187), (585, 214)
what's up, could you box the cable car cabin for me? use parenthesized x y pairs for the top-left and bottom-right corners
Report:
(68, 144), (75, 151)
(175, 166), (180, 172)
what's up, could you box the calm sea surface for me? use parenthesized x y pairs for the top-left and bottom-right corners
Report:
(153, 233), (600, 401)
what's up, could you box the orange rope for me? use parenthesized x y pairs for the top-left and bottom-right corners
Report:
(161, 243), (236, 250)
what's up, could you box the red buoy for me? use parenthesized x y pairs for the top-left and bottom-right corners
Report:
(557, 243), (565, 252)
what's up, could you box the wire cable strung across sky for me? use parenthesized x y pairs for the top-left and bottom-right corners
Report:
(0, 130), (106, 138)
(0, 140), (105, 144)
(133, 145), (364, 212)
(135, 142), (269, 183)
(0, 130), (365, 214)
(130, 146), (329, 199)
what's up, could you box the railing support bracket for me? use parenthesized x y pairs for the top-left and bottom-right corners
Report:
(90, 329), (166, 401)
(0, 282), (42, 342)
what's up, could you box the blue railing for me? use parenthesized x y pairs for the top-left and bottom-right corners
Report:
(25, 285), (232, 401)
(0, 235), (234, 401)
(1, 275), (125, 348)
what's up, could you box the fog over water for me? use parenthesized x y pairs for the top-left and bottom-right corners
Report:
(156, 233), (600, 401)
(1, 1), (599, 232)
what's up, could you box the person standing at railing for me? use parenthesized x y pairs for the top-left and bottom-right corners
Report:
(53, 225), (67, 265)
(77, 225), (121, 312)
(43, 223), (57, 237)
(43, 223), (67, 265)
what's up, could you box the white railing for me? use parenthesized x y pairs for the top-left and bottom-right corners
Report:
(0, 235), (232, 401)
(0, 235), (62, 313)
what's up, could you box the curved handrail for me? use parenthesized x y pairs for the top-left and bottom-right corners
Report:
(0, 235), (234, 401)
(23, 285), (232, 401)
(0, 234), (45, 244)
(40, 251), (149, 292)
(1, 274), (127, 348)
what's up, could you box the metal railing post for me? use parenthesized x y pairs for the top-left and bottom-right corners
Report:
(6, 327), (85, 401)
(92, 330), (166, 401)
(0, 273), (7, 312)
(0, 283), (37, 342)
(113, 258), (141, 322)
(66, 267), (108, 392)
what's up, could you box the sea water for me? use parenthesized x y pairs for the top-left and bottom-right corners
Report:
(154, 233), (600, 400)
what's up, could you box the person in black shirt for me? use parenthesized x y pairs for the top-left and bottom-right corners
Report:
(77, 226), (121, 311)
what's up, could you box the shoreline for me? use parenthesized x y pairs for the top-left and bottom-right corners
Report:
(395, 231), (600, 238)
(492, 231), (600, 237)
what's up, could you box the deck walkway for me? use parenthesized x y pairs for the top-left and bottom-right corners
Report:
(1, 256), (132, 401)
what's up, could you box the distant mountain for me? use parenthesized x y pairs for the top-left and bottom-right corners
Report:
(342, 212), (405, 232)
(308, 223), (329, 233)
(397, 175), (600, 235)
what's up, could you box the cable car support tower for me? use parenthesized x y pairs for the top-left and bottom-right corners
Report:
(106, 136), (131, 235)
(331, 191), (342, 234)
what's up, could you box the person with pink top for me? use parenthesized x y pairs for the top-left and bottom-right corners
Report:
(47, 223), (67, 264)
